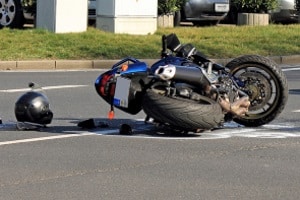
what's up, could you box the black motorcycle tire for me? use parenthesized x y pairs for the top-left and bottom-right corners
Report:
(226, 55), (288, 127)
(142, 89), (224, 131)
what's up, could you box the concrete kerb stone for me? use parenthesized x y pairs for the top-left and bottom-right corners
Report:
(93, 59), (158, 69)
(0, 61), (17, 70)
(17, 60), (56, 70)
(93, 59), (120, 69)
(281, 55), (300, 64)
(214, 55), (300, 66)
(56, 60), (93, 69)
(0, 55), (299, 70)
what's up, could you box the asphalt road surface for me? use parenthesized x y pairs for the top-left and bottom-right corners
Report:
(0, 64), (300, 200)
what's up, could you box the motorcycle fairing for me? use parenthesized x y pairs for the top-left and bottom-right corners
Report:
(95, 57), (149, 114)
(150, 56), (198, 75)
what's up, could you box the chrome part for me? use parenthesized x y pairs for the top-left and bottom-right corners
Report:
(154, 64), (177, 81)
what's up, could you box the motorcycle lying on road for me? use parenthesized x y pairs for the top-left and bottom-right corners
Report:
(95, 33), (288, 132)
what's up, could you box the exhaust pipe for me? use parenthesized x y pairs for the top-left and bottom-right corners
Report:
(154, 64), (210, 86)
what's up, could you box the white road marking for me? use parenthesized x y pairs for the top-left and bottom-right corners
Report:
(270, 67), (300, 113)
(0, 133), (93, 146)
(0, 85), (88, 93)
(1, 122), (300, 146)
(89, 127), (300, 140)
(282, 67), (300, 72)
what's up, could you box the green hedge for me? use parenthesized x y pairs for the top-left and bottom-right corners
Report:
(231, 0), (278, 13)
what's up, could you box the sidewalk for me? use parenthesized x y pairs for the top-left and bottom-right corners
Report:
(0, 55), (300, 70)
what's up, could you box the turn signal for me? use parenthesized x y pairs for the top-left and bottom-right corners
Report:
(121, 64), (128, 72)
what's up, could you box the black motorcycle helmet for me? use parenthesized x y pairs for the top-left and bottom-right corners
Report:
(15, 91), (53, 125)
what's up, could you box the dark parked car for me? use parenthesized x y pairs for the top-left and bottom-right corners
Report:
(174, 0), (230, 26)
(271, 0), (299, 23)
(0, 0), (25, 28)
(224, 0), (299, 24)
(88, 0), (96, 23)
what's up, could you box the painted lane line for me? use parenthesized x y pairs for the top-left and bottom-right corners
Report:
(1, 125), (300, 145)
(282, 67), (300, 72)
(263, 124), (296, 128)
(0, 133), (93, 146)
(0, 85), (88, 93)
(85, 128), (300, 140)
(1, 122), (299, 145)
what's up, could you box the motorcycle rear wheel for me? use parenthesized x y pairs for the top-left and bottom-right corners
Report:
(226, 55), (288, 127)
(142, 89), (224, 131)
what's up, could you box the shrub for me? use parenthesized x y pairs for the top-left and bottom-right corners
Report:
(22, 0), (36, 16)
(231, 0), (278, 13)
(158, 0), (186, 15)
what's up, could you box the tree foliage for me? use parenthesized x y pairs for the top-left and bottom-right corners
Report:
(22, 0), (36, 16)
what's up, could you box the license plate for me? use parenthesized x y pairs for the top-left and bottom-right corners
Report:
(215, 3), (229, 12)
(113, 77), (131, 108)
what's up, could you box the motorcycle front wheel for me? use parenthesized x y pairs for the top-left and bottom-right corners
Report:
(226, 55), (288, 127)
(142, 89), (224, 131)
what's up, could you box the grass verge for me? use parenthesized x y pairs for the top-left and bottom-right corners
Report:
(0, 24), (299, 60)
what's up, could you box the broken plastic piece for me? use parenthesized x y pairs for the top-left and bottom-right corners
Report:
(78, 119), (109, 129)
(78, 118), (96, 129)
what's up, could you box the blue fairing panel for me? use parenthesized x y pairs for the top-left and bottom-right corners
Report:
(121, 61), (149, 75)
(150, 56), (194, 74)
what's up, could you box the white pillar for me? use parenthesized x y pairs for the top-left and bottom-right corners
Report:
(96, 0), (157, 35)
(36, 0), (88, 33)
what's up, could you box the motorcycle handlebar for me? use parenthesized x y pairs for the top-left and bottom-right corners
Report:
(160, 34), (212, 65)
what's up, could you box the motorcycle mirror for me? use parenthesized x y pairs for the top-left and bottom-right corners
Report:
(161, 35), (168, 57)
(166, 33), (181, 52)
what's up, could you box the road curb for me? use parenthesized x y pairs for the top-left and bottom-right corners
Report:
(0, 55), (299, 70)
